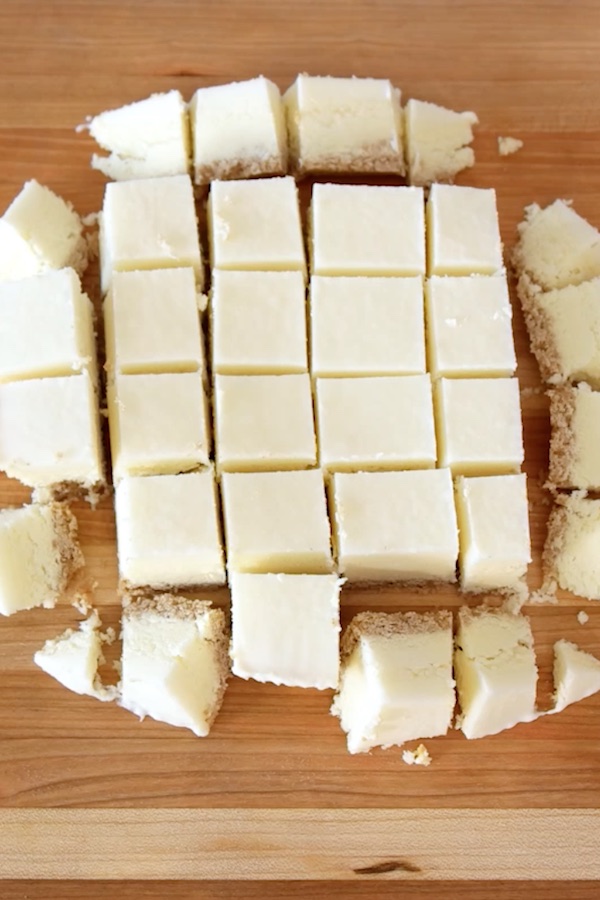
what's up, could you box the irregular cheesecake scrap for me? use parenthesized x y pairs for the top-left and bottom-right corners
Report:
(455, 474), (531, 592)
(208, 176), (305, 275)
(0, 180), (87, 282)
(310, 275), (425, 377)
(0, 372), (105, 498)
(425, 275), (516, 378)
(454, 606), (538, 739)
(120, 595), (229, 737)
(517, 277), (600, 387)
(214, 374), (316, 472)
(230, 572), (342, 689)
(311, 183), (425, 277)
(0, 268), (96, 383)
(99, 174), (202, 294)
(104, 268), (204, 375)
(221, 470), (333, 574)
(332, 610), (455, 754)
(284, 74), (404, 176)
(34, 612), (117, 701)
(551, 639), (600, 713)
(402, 744), (432, 766)
(512, 199), (600, 292)
(0, 501), (84, 616)
(404, 98), (478, 187)
(107, 372), (210, 482)
(544, 494), (600, 600)
(498, 136), (523, 157)
(427, 184), (503, 276)
(331, 469), (458, 583)
(211, 270), (307, 375)
(434, 377), (524, 475)
(548, 384), (600, 490)
(315, 375), (436, 472)
(89, 90), (190, 180)
(115, 471), (225, 588)
(190, 76), (287, 184)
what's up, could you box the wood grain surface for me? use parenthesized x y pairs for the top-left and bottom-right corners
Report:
(1, 0), (600, 891)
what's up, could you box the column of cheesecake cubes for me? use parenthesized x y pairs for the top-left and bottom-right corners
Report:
(207, 176), (342, 691)
(100, 173), (225, 589)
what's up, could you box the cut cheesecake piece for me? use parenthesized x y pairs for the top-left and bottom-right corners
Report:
(214, 374), (316, 472)
(115, 471), (225, 588)
(229, 573), (342, 689)
(0, 268), (96, 383)
(548, 384), (600, 490)
(315, 375), (436, 473)
(310, 183), (425, 277)
(454, 606), (538, 739)
(89, 90), (190, 180)
(221, 470), (333, 574)
(107, 372), (210, 482)
(425, 275), (516, 378)
(0, 501), (84, 616)
(208, 176), (305, 275)
(427, 184), (503, 276)
(34, 612), (117, 701)
(332, 610), (455, 754)
(455, 474), (531, 593)
(104, 268), (204, 376)
(512, 199), (600, 292)
(310, 275), (425, 377)
(544, 494), (600, 600)
(0, 180), (87, 282)
(120, 594), (229, 737)
(331, 469), (458, 583)
(284, 74), (404, 176)
(99, 174), (202, 294)
(550, 639), (600, 713)
(404, 98), (478, 187)
(190, 76), (287, 184)
(0, 372), (105, 498)
(434, 377), (524, 475)
(211, 270), (307, 375)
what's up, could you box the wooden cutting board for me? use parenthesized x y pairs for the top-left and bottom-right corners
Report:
(1, 1), (600, 895)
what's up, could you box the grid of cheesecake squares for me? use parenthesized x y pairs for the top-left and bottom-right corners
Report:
(98, 170), (531, 690)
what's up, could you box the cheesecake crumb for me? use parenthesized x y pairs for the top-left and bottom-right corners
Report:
(577, 610), (590, 626)
(498, 136), (523, 156)
(402, 744), (432, 766)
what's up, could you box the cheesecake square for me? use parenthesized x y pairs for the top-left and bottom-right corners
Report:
(0, 268), (96, 383)
(120, 595), (229, 737)
(221, 470), (333, 574)
(427, 185), (503, 276)
(89, 90), (190, 181)
(190, 76), (287, 184)
(214, 374), (316, 472)
(404, 98), (478, 187)
(544, 494), (600, 600)
(208, 176), (305, 275)
(34, 613), (116, 701)
(434, 377), (523, 475)
(332, 610), (455, 754)
(0, 372), (104, 496)
(99, 174), (202, 294)
(310, 275), (425, 377)
(108, 372), (210, 482)
(454, 606), (538, 739)
(104, 268), (204, 375)
(115, 471), (225, 588)
(315, 375), (436, 473)
(284, 74), (404, 177)
(0, 179), (87, 282)
(331, 469), (458, 582)
(426, 275), (516, 377)
(0, 501), (84, 616)
(211, 270), (307, 375)
(229, 572), (342, 689)
(549, 384), (600, 490)
(455, 474), (531, 592)
(310, 183), (425, 277)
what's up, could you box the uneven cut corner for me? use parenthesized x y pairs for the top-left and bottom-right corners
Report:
(404, 98), (478, 187)
(340, 609), (452, 659)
